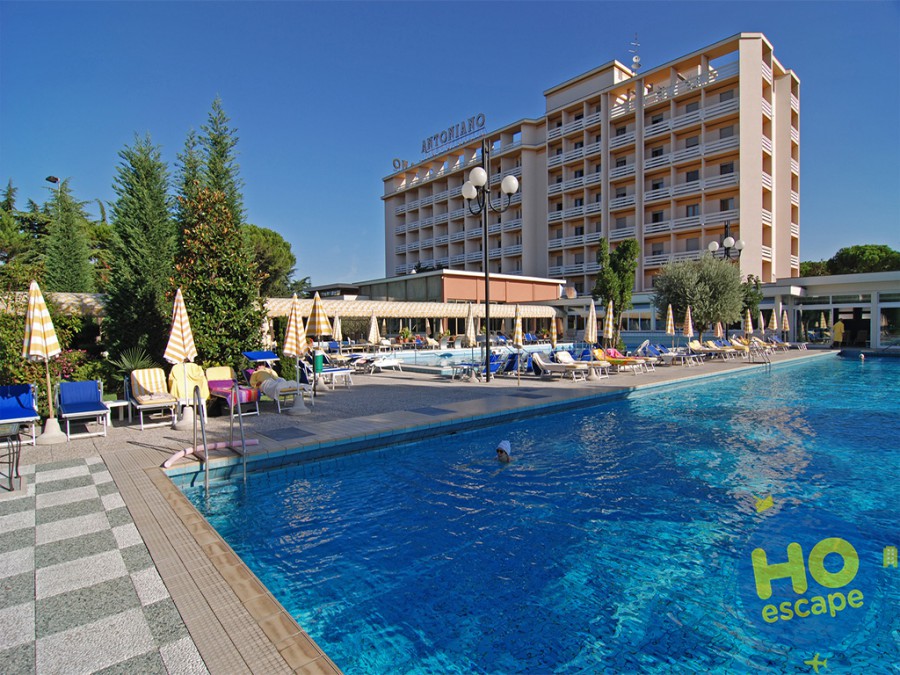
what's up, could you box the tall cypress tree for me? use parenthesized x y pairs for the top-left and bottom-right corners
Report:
(173, 186), (264, 365)
(200, 97), (244, 227)
(43, 179), (94, 292)
(105, 134), (176, 358)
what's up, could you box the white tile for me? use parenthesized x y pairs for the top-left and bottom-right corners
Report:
(160, 636), (209, 675)
(84, 457), (103, 466)
(35, 484), (98, 509)
(0, 509), (34, 534)
(36, 512), (108, 546)
(36, 607), (154, 675)
(19, 464), (35, 476)
(101, 492), (125, 511)
(35, 549), (126, 600)
(34, 465), (89, 484)
(131, 567), (169, 606)
(112, 523), (142, 549)
(0, 602), (34, 651)
(0, 546), (34, 580)
(91, 470), (113, 485)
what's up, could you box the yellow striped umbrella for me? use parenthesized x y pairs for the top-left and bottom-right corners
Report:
(307, 292), (332, 344)
(332, 315), (343, 346)
(512, 304), (524, 386)
(665, 303), (675, 348)
(782, 309), (790, 334)
(682, 306), (694, 339)
(744, 308), (754, 335)
(282, 293), (308, 359)
(758, 309), (766, 336)
(714, 321), (724, 339)
(164, 288), (197, 365)
(603, 300), (615, 343)
(768, 308), (778, 333)
(464, 303), (477, 348)
(367, 313), (380, 348)
(550, 316), (558, 348)
(23, 280), (61, 417)
(583, 299), (598, 345)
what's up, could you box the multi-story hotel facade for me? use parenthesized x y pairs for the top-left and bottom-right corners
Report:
(383, 33), (800, 300)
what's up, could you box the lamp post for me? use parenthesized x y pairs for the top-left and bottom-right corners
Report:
(707, 221), (745, 259)
(462, 138), (519, 382)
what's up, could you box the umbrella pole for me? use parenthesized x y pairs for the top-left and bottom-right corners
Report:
(286, 355), (308, 415)
(36, 358), (67, 445)
(45, 360), (54, 418)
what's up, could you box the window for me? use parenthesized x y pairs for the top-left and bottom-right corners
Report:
(556, 176), (563, 184)
(595, 134), (602, 143)
(556, 148), (563, 156)
(686, 169), (700, 183)
(594, 193), (602, 203)
(686, 203), (700, 217)
(574, 253), (585, 264)
(651, 242), (664, 255)
(574, 113), (583, 121)
(685, 238), (699, 252)
(651, 113), (664, 125)
(615, 187), (627, 198)
(574, 198), (584, 207)
(616, 157), (627, 167)
(720, 90), (734, 102)
(651, 146), (664, 158)
(574, 169), (584, 178)
(719, 125), (734, 139)
(555, 203), (563, 212)
(615, 217), (627, 229)
(555, 255), (563, 266)
(720, 162), (735, 175)
(720, 197), (735, 211)
(552, 229), (562, 239)
(556, 121), (562, 128)
(616, 126), (627, 137)
(651, 179), (664, 190)
(574, 225), (584, 235)
(685, 101), (700, 113)
(651, 211), (665, 223)
(574, 141), (584, 149)
(574, 283), (584, 294)
(595, 163), (602, 173)
(685, 136), (700, 149)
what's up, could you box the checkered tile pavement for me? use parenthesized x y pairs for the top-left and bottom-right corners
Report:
(0, 457), (208, 674)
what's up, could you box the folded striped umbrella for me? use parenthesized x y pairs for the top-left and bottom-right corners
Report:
(164, 288), (197, 365)
(583, 299), (598, 345)
(464, 303), (477, 348)
(550, 315), (558, 348)
(512, 304), (524, 349)
(307, 292), (332, 342)
(23, 280), (61, 417)
(283, 294), (308, 358)
(782, 309), (790, 334)
(603, 300), (614, 343)
(332, 315), (343, 344)
(714, 321), (724, 339)
(367, 313), (380, 347)
(682, 306), (694, 339)
(744, 308), (754, 335)
(665, 304), (675, 336)
(758, 309), (766, 335)
(768, 308), (778, 332)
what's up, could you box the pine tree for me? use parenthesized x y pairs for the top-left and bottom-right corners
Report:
(173, 186), (264, 366)
(105, 134), (176, 358)
(43, 179), (94, 292)
(200, 97), (244, 227)
(175, 129), (203, 236)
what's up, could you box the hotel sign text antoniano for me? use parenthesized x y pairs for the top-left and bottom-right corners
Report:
(421, 113), (486, 156)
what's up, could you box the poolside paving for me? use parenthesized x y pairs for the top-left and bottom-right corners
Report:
(0, 348), (834, 673)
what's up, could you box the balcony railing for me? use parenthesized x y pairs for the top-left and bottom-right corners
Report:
(585, 111), (602, 127)
(548, 265), (563, 277)
(548, 125), (563, 141)
(563, 118), (585, 135)
(762, 99), (773, 118)
(761, 136), (773, 154)
(791, 190), (800, 206)
(791, 255), (800, 268)
(549, 238), (564, 250)
(791, 94), (799, 113)
(564, 205), (585, 218)
(791, 158), (800, 175)
(548, 182), (564, 195)
(434, 213), (449, 224)
(549, 210), (564, 222)
(609, 131), (636, 149)
(502, 218), (523, 231)
(564, 176), (585, 190)
(791, 127), (800, 144)
(762, 62), (773, 83)
(791, 223), (800, 238)
(761, 245), (773, 262)
(762, 172), (773, 191)
(644, 186), (671, 202)
(762, 209), (773, 225)
(585, 171), (603, 186)
(503, 244), (523, 256)
(609, 163), (635, 179)
(609, 99), (636, 119)
(642, 62), (739, 107)
(584, 141), (603, 157)
(610, 225), (636, 240)
(585, 201), (602, 214)
(450, 230), (466, 242)
(548, 153), (564, 168)
(644, 153), (671, 170)
(643, 250), (704, 267)
(609, 195), (635, 209)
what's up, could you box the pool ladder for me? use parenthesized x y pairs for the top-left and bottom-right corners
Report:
(190, 382), (249, 496)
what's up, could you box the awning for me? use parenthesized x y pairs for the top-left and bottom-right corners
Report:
(264, 298), (561, 319)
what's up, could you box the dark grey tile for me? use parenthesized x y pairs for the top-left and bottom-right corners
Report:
(121, 544), (154, 574)
(37, 459), (86, 472)
(409, 406), (455, 416)
(0, 528), (32, 555)
(144, 598), (189, 646)
(94, 649), (167, 675)
(35, 576), (140, 639)
(0, 571), (35, 611)
(35, 498), (103, 526)
(96, 481), (119, 497)
(105, 507), (134, 528)
(35, 529), (118, 569)
(0, 643), (35, 674)
(0, 495), (35, 517)
(263, 427), (313, 441)
(34, 474), (94, 495)
(88, 462), (109, 474)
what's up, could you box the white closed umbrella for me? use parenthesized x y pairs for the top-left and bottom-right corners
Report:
(282, 293), (309, 414)
(164, 288), (199, 429)
(23, 280), (66, 444)
(367, 313), (380, 351)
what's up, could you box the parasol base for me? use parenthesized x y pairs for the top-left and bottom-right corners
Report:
(36, 418), (67, 445)
(173, 405), (196, 431)
(284, 399), (310, 415)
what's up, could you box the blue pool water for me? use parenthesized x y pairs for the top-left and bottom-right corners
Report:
(183, 356), (899, 673)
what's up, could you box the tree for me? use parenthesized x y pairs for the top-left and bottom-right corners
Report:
(43, 179), (94, 292)
(243, 224), (296, 298)
(652, 255), (743, 340)
(827, 245), (900, 275)
(175, 129), (203, 244)
(200, 97), (244, 227)
(289, 276), (312, 297)
(799, 260), (828, 277)
(741, 274), (764, 316)
(105, 134), (176, 358)
(591, 238), (639, 345)
(173, 185), (265, 365)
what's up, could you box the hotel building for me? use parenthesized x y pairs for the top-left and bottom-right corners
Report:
(383, 33), (800, 300)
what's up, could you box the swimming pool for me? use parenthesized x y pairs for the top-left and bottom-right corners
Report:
(183, 356), (899, 673)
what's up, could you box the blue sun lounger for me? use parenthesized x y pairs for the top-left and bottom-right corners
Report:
(0, 384), (40, 446)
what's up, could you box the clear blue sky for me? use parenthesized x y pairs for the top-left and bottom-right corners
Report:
(2, 1), (898, 286)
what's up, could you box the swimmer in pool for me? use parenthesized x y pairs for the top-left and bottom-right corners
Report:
(496, 440), (511, 463)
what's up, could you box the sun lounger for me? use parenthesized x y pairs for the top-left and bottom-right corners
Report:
(558, 349), (609, 379)
(248, 365), (313, 412)
(128, 368), (178, 430)
(56, 380), (109, 441)
(206, 366), (260, 417)
(532, 352), (588, 381)
(0, 384), (40, 446)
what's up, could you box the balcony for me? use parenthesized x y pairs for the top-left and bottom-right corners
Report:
(761, 136), (773, 155)
(644, 250), (703, 267)
(548, 237), (564, 250)
(762, 172), (773, 191)
(548, 153), (564, 168)
(672, 109), (702, 130)
(761, 245), (773, 262)
(564, 205), (586, 218)
(673, 179), (701, 196)
(791, 127), (800, 144)
(610, 225), (636, 240)
(420, 237), (434, 249)
(394, 223), (407, 235)
(564, 147), (585, 163)
(465, 251), (481, 263)
(609, 195), (635, 210)
(421, 195), (434, 206)
(705, 173), (738, 191)
(791, 223), (800, 238)
(642, 62), (739, 107)
(762, 209), (773, 225)
(704, 135), (739, 156)
(449, 230), (466, 242)
(450, 254), (466, 265)
(488, 223), (502, 234)
(761, 99), (773, 118)
(489, 248), (503, 260)
(450, 207), (466, 220)
(437, 256), (450, 267)
(609, 131), (636, 149)
(564, 235), (586, 247)
(703, 98), (739, 121)
(791, 255), (800, 268)
(644, 219), (672, 235)
(434, 235), (449, 247)
(548, 182), (564, 196)
(563, 118), (585, 135)
(449, 185), (463, 198)
(467, 227), (483, 240)
(584, 171), (603, 186)
(762, 62), (773, 83)
(791, 94), (799, 113)
(394, 244), (406, 255)
(791, 190), (800, 206)
(585, 111), (602, 128)
(564, 176), (585, 191)
(609, 99), (636, 119)
(644, 186), (671, 202)
(502, 218), (523, 231)
(644, 119), (671, 138)
(434, 212), (449, 224)
(433, 189), (449, 202)
(585, 201), (602, 215)
(421, 216), (434, 227)
(548, 265), (563, 277)
(395, 204), (408, 215)
(584, 141), (603, 157)
(671, 145), (702, 164)
(549, 210), (564, 223)
(609, 163), (635, 179)
(644, 153), (672, 170)
(503, 244), (523, 256)
(705, 209), (739, 226)
(672, 215), (701, 231)
(585, 231), (603, 243)
(791, 158), (800, 175)
(548, 126), (563, 141)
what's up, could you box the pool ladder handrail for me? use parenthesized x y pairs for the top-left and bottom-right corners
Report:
(192, 382), (248, 496)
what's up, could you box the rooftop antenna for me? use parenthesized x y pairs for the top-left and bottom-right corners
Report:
(629, 33), (641, 75)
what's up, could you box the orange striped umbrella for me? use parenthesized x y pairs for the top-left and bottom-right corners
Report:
(550, 315), (558, 348)
(682, 306), (694, 339)
(164, 289), (197, 365)
(23, 280), (61, 417)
